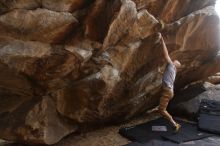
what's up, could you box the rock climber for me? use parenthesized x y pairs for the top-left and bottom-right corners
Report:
(157, 32), (182, 132)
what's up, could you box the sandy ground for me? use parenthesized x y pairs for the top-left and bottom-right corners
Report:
(54, 113), (159, 146)
(1, 111), (220, 146)
(0, 112), (159, 146)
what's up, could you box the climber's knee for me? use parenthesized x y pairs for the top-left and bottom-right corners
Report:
(158, 108), (166, 116)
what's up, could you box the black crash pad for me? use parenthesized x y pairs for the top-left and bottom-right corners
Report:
(199, 99), (220, 115)
(198, 99), (220, 134)
(119, 118), (212, 143)
(199, 113), (220, 134)
(161, 120), (211, 143)
(124, 136), (220, 146)
(123, 140), (177, 146)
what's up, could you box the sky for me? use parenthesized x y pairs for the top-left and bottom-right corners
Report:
(216, 0), (220, 53)
(216, 0), (220, 15)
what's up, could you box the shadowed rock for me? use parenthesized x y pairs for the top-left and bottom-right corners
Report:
(168, 82), (220, 120)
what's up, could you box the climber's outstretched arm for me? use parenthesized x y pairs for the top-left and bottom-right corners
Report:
(158, 33), (172, 63)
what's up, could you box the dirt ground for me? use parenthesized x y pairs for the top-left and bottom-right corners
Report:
(1, 111), (219, 146)
(54, 113), (159, 146)
(0, 112), (159, 146)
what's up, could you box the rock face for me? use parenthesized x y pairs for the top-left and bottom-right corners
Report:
(168, 82), (220, 120)
(206, 73), (220, 84)
(0, 0), (220, 144)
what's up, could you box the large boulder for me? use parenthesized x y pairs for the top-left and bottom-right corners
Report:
(0, 0), (220, 144)
(0, 96), (77, 145)
(42, 0), (91, 12)
(0, 0), (41, 14)
(0, 9), (78, 43)
(206, 73), (220, 84)
(168, 82), (220, 120)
